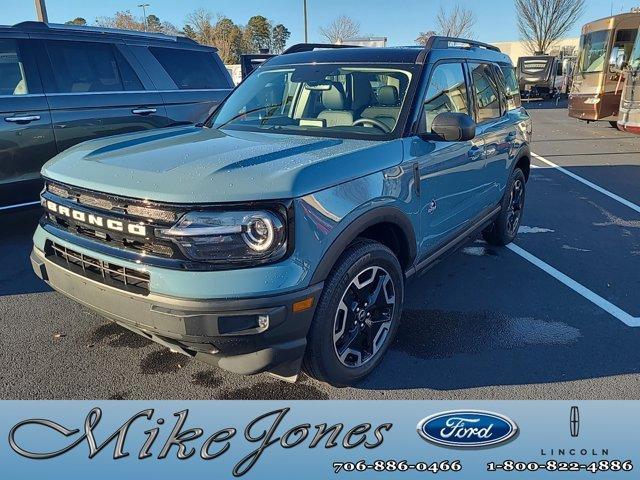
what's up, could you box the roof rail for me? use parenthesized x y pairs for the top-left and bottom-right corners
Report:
(11, 21), (198, 45)
(281, 43), (362, 55)
(426, 36), (500, 52)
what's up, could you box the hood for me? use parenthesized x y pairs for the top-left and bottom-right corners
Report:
(42, 126), (403, 203)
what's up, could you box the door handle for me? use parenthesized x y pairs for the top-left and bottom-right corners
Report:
(131, 108), (157, 115)
(5, 115), (40, 123)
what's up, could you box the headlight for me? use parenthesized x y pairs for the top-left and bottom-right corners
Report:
(157, 210), (288, 265)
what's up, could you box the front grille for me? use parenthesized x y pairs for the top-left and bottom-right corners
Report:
(42, 180), (184, 263)
(47, 241), (150, 295)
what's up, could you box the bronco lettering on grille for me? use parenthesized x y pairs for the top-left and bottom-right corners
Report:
(46, 201), (147, 237)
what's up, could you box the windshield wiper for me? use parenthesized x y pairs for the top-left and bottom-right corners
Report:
(215, 103), (284, 130)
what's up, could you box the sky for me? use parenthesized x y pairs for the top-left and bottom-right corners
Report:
(5, 0), (633, 45)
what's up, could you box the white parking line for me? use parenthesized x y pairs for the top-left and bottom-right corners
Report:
(507, 243), (639, 327)
(531, 152), (640, 214)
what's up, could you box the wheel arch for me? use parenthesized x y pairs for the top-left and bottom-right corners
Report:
(309, 206), (417, 285)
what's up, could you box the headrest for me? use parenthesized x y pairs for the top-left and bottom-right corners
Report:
(378, 85), (399, 106)
(322, 83), (348, 110)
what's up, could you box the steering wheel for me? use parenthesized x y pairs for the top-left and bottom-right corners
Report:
(351, 118), (391, 133)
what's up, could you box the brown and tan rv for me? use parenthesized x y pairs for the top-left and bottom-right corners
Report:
(569, 12), (640, 127)
(618, 25), (640, 134)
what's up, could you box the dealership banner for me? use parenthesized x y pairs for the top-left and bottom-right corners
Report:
(1, 401), (637, 478)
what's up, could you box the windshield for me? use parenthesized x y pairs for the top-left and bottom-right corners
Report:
(207, 64), (415, 139)
(631, 31), (640, 71)
(577, 30), (610, 73)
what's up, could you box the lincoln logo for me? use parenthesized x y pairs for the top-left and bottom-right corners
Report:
(46, 200), (147, 237)
(570, 406), (580, 438)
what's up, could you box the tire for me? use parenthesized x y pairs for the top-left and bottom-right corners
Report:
(303, 240), (404, 386)
(609, 121), (619, 129)
(482, 168), (526, 246)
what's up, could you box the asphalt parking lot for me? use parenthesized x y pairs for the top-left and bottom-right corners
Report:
(1, 100), (639, 400)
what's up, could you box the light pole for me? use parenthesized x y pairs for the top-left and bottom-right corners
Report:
(34, 0), (49, 22)
(138, 3), (150, 31)
(303, 0), (308, 43)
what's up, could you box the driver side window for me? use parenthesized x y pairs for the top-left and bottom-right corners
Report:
(421, 62), (469, 133)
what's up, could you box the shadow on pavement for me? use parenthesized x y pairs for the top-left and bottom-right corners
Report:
(0, 206), (50, 296)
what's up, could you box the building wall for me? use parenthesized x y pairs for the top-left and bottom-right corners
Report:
(491, 38), (580, 63)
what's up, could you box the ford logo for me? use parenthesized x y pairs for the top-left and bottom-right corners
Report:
(417, 410), (518, 448)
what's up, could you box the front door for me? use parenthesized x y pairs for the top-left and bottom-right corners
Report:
(410, 61), (487, 257)
(0, 36), (56, 208)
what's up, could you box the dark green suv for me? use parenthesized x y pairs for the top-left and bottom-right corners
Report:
(0, 21), (233, 210)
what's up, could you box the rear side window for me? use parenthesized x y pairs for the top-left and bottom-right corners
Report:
(498, 65), (522, 110)
(0, 39), (29, 95)
(45, 40), (142, 93)
(149, 47), (227, 90)
(470, 63), (501, 123)
(422, 62), (469, 132)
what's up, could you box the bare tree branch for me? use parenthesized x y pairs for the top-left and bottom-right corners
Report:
(515, 0), (586, 54)
(319, 15), (361, 44)
(436, 4), (476, 38)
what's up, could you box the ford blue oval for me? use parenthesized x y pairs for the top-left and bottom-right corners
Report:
(417, 410), (518, 448)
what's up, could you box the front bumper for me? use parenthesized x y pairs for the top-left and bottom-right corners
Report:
(31, 246), (322, 378)
(568, 93), (620, 121)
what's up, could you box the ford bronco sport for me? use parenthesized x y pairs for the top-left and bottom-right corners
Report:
(31, 37), (532, 386)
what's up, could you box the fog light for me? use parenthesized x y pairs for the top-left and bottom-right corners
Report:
(258, 315), (269, 329)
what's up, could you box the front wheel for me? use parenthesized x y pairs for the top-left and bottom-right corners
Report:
(303, 240), (404, 386)
(483, 168), (526, 246)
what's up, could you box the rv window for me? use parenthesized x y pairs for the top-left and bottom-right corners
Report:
(609, 29), (638, 72)
(578, 30), (610, 73)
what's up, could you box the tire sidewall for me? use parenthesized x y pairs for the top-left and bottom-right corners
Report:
(310, 242), (404, 386)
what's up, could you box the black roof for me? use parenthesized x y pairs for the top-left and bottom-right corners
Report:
(267, 37), (509, 67)
(3, 21), (206, 48)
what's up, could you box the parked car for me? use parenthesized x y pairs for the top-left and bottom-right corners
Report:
(0, 21), (233, 210)
(31, 37), (531, 386)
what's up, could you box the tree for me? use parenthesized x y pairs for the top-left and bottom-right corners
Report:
(95, 10), (177, 35)
(515, 0), (586, 54)
(95, 11), (144, 31)
(319, 15), (360, 44)
(436, 5), (476, 38)
(145, 14), (162, 32)
(245, 15), (272, 52)
(65, 17), (87, 26)
(415, 30), (437, 46)
(271, 24), (291, 54)
(185, 10), (243, 63)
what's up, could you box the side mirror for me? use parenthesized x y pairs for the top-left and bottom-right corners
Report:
(431, 112), (476, 142)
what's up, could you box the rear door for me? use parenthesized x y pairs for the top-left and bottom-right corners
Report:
(468, 62), (514, 209)
(0, 35), (56, 208)
(130, 44), (233, 124)
(33, 37), (170, 153)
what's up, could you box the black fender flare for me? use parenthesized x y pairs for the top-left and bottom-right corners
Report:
(512, 144), (531, 181)
(309, 205), (417, 284)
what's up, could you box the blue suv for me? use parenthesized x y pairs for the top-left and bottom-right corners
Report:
(31, 37), (532, 386)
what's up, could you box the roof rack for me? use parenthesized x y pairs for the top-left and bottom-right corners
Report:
(11, 21), (198, 45)
(282, 43), (362, 55)
(425, 36), (500, 52)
